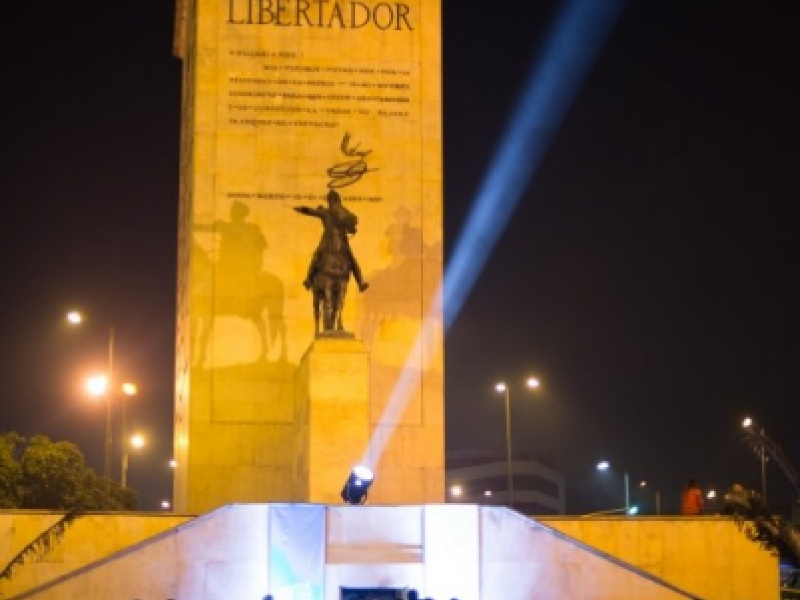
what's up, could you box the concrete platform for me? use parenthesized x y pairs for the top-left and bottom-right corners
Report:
(0, 505), (778, 600)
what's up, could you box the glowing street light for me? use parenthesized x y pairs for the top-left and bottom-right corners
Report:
(495, 376), (542, 509)
(69, 310), (140, 500)
(596, 460), (630, 512)
(85, 373), (138, 491)
(122, 432), (146, 488)
(742, 415), (768, 501)
(85, 372), (114, 503)
(161, 500), (171, 510)
(86, 375), (109, 397)
(639, 479), (662, 515)
(595, 462), (659, 514)
(69, 310), (117, 502)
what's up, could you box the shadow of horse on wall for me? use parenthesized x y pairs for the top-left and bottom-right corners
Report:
(359, 214), (442, 347)
(191, 238), (287, 367)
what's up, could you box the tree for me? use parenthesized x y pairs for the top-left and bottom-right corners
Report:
(0, 432), (24, 508)
(0, 433), (137, 510)
(20, 435), (90, 509)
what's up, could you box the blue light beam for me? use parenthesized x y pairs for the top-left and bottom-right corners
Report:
(445, 0), (628, 328)
(361, 0), (628, 471)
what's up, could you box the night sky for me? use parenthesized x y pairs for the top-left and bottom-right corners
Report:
(1, 1), (798, 514)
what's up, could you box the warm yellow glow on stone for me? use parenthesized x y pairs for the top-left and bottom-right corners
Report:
(173, 0), (443, 512)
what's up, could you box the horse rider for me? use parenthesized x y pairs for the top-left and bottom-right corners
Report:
(294, 189), (369, 292)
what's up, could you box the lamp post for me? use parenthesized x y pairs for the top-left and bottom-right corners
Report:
(639, 480), (661, 515)
(495, 376), (541, 509)
(596, 460), (633, 513)
(742, 416), (768, 502)
(86, 372), (113, 505)
(69, 311), (115, 496)
(70, 311), (138, 502)
(120, 383), (138, 488)
(122, 433), (145, 489)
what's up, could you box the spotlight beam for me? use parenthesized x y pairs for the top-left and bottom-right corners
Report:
(445, 0), (628, 328)
(361, 0), (628, 474)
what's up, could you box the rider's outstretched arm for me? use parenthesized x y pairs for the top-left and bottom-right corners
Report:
(294, 206), (326, 218)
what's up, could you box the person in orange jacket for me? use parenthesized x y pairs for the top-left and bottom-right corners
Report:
(681, 478), (704, 515)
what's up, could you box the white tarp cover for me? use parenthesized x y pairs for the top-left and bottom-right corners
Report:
(269, 504), (326, 600)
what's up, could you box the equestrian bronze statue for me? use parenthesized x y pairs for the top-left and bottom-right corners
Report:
(294, 190), (368, 336)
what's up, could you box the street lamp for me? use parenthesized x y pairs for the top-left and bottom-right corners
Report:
(69, 311), (140, 494)
(69, 311), (116, 493)
(84, 374), (139, 493)
(120, 384), (138, 488)
(495, 376), (541, 509)
(639, 479), (661, 515)
(596, 460), (632, 513)
(85, 373), (113, 503)
(122, 433), (145, 488)
(742, 416), (768, 501)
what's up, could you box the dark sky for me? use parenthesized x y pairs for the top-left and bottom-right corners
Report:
(1, 1), (798, 514)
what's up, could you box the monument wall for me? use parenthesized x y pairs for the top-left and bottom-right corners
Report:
(172, 0), (444, 513)
(0, 511), (191, 598)
(539, 516), (780, 600)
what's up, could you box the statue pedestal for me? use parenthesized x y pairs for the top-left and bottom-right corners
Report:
(294, 337), (370, 503)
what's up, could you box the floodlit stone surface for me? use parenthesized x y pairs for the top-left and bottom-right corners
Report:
(540, 515), (779, 600)
(173, 0), (444, 514)
(295, 338), (370, 503)
(0, 511), (191, 599)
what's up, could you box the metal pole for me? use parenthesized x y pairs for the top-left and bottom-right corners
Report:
(504, 387), (514, 509)
(121, 385), (128, 489)
(760, 435), (767, 502)
(624, 471), (630, 512)
(105, 327), (115, 507)
(122, 449), (129, 489)
(656, 490), (661, 515)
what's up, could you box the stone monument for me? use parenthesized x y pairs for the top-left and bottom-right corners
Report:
(172, 0), (444, 513)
